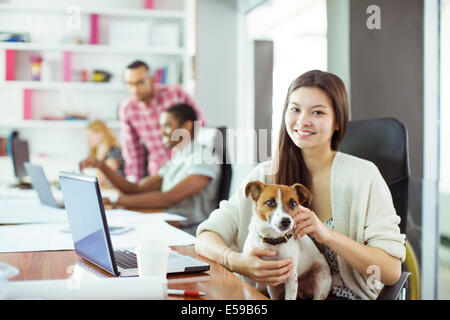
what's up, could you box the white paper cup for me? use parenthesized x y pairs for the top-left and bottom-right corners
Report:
(135, 240), (169, 278)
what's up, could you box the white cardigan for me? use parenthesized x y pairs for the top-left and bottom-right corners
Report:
(196, 152), (406, 300)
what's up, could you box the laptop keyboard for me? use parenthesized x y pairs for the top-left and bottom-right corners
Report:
(114, 250), (138, 269)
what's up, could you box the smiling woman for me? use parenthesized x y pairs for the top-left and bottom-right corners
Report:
(196, 70), (405, 300)
(273, 70), (348, 189)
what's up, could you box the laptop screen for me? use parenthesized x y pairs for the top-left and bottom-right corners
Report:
(59, 172), (118, 276)
(24, 163), (58, 207)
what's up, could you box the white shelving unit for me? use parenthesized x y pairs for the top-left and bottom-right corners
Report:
(0, 0), (191, 117)
(0, 0), (194, 177)
(0, 42), (186, 55)
(0, 80), (127, 91)
(0, 120), (120, 129)
(0, 4), (186, 19)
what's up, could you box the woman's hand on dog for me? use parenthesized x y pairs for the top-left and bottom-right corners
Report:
(233, 247), (293, 286)
(293, 205), (334, 244)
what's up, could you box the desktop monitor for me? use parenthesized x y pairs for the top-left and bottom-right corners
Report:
(11, 138), (29, 179)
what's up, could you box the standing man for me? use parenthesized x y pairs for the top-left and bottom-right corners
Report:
(120, 60), (206, 181)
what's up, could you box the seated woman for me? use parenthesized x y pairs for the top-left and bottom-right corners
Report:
(195, 70), (406, 300)
(80, 103), (221, 235)
(79, 120), (125, 187)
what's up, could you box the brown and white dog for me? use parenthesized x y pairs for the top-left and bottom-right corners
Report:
(243, 181), (332, 300)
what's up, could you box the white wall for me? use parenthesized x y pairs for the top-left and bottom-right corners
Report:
(195, 0), (239, 129)
(441, 0), (450, 194)
(422, 0), (440, 300)
(196, 0), (256, 193)
(327, 0), (350, 113)
(246, 0), (327, 153)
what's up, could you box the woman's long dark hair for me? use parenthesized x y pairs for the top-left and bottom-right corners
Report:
(272, 70), (349, 193)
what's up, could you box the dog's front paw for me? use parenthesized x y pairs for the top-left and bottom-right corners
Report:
(285, 290), (297, 300)
(284, 275), (298, 300)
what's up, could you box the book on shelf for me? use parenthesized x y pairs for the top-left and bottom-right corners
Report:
(0, 132), (17, 156)
(0, 137), (7, 156)
(40, 116), (67, 121)
(5, 49), (15, 81)
(90, 14), (99, 45)
(154, 67), (165, 84)
(154, 64), (180, 85)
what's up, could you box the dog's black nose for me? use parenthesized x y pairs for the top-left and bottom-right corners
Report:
(280, 217), (291, 228)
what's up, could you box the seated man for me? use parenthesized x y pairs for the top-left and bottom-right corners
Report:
(80, 103), (221, 235)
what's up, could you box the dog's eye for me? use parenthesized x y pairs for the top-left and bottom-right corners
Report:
(289, 199), (297, 208)
(265, 199), (276, 208)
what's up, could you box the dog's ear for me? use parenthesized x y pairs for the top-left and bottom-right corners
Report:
(245, 181), (265, 201)
(291, 183), (312, 207)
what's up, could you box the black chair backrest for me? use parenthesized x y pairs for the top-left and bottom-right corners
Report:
(338, 118), (410, 234)
(214, 127), (232, 207)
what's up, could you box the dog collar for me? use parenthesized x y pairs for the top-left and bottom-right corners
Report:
(258, 232), (293, 245)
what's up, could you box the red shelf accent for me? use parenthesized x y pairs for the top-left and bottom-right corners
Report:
(23, 89), (33, 120)
(90, 14), (99, 44)
(144, 0), (155, 9)
(62, 51), (72, 81)
(5, 49), (15, 80)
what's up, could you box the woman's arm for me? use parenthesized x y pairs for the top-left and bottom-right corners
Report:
(293, 206), (401, 286)
(325, 230), (401, 286)
(80, 157), (138, 193)
(96, 158), (119, 187)
(195, 231), (293, 287)
(104, 158), (119, 172)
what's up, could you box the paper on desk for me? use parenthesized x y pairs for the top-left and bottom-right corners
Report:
(0, 202), (185, 225)
(0, 198), (40, 205)
(0, 201), (67, 224)
(0, 188), (38, 201)
(145, 212), (187, 221)
(105, 209), (187, 222)
(0, 219), (195, 253)
(0, 223), (74, 252)
(110, 220), (196, 249)
(7, 276), (167, 300)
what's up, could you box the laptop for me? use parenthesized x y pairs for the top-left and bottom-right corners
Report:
(24, 162), (65, 208)
(58, 171), (210, 277)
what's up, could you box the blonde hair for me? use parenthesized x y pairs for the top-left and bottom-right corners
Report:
(87, 120), (120, 159)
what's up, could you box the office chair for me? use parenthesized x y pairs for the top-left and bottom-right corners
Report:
(338, 117), (420, 300)
(214, 127), (232, 208)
